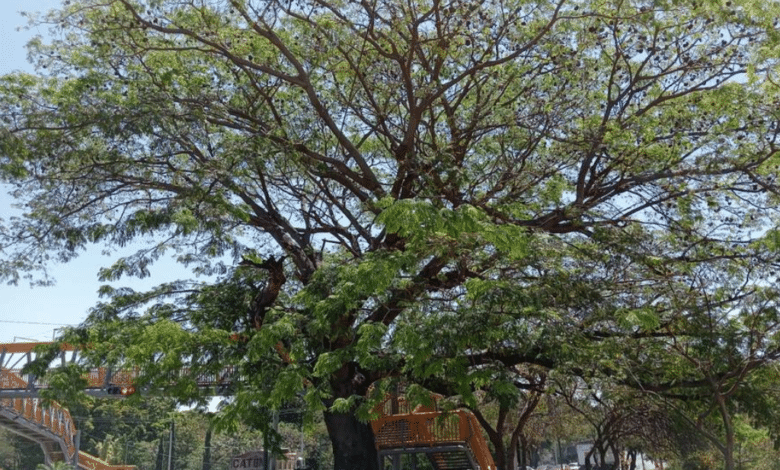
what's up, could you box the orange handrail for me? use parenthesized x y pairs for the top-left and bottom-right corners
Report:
(77, 451), (136, 470)
(1, 367), (77, 460)
(0, 342), (77, 354)
(370, 394), (497, 470)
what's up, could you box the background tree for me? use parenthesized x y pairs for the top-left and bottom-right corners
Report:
(559, 379), (687, 470)
(0, 428), (46, 470)
(613, 279), (780, 470)
(68, 397), (176, 465)
(6, 0), (780, 469)
(465, 368), (547, 470)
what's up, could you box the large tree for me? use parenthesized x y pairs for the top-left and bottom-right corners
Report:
(5, 0), (780, 468)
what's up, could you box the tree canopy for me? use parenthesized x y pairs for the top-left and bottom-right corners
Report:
(4, 0), (780, 468)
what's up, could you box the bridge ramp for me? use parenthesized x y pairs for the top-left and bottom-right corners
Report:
(1, 343), (136, 470)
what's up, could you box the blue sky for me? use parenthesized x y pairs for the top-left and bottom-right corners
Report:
(0, 0), (75, 343)
(0, 1), (187, 343)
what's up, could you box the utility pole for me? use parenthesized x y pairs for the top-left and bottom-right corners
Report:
(168, 419), (175, 470)
(73, 430), (81, 470)
(271, 411), (279, 470)
(202, 424), (212, 470)
(299, 417), (305, 470)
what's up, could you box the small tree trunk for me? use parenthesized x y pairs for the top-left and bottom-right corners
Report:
(715, 393), (736, 470)
(584, 446), (596, 470)
(519, 436), (529, 470)
(626, 449), (636, 470)
(610, 445), (619, 470)
(505, 435), (518, 470)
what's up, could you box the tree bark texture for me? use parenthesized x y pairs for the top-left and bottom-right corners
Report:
(323, 409), (378, 470)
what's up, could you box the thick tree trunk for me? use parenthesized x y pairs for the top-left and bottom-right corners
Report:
(322, 362), (379, 470)
(323, 409), (378, 470)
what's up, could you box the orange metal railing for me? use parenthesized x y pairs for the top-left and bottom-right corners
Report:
(0, 367), (78, 459)
(370, 394), (497, 470)
(77, 451), (136, 470)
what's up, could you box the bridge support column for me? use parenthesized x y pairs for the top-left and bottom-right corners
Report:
(73, 430), (81, 470)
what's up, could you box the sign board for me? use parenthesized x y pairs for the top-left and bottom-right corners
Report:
(231, 451), (265, 469)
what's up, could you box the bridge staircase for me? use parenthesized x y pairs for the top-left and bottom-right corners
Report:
(0, 342), (135, 470)
(370, 394), (496, 470)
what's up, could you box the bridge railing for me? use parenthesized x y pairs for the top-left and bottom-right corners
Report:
(1, 342), (242, 397)
(77, 451), (137, 470)
(1, 365), (240, 396)
(370, 394), (497, 470)
(0, 367), (77, 460)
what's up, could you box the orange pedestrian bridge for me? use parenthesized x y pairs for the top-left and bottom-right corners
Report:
(1, 342), (496, 470)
